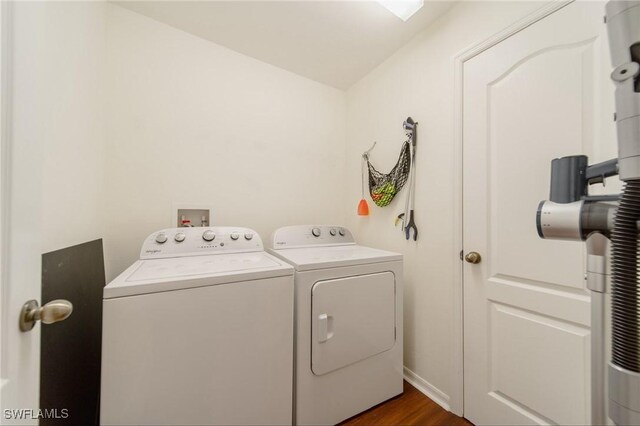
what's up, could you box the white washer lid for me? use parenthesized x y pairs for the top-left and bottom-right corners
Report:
(268, 244), (401, 271)
(104, 252), (293, 299)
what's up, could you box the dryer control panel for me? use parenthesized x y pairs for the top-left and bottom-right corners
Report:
(140, 227), (263, 259)
(271, 225), (355, 249)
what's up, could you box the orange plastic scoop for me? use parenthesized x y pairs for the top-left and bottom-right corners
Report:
(357, 198), (369, 216)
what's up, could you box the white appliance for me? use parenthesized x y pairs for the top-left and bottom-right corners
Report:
(100, 227), (294, 426)
(269, 225), (403, 425)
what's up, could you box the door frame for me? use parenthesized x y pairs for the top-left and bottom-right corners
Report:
(449, 0), (572, 416)
(0, 0), (12, 392)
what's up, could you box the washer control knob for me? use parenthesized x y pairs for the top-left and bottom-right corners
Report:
(244, 233), (253, 241)
(329, 228), (337, 236)
(155, 233), (168, 244)
(312, 228), (321, 237)
(174, 233), (186, 243)
(202, 230), (216, 242)
(230, 232), (240, 241)
(339, 228), (345, 236)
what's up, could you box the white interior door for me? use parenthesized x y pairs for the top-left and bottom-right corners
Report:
(2, 3), (56, 422)
(462, 2), (615, 425)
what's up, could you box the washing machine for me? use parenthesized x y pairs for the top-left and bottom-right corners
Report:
(269, 225), (403, 425)
(100, 227), (294, 426)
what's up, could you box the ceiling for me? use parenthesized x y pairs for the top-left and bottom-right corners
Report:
(114, 1), (456, 90)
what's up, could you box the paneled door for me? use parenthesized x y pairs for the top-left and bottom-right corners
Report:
(462, 2), (614, 424)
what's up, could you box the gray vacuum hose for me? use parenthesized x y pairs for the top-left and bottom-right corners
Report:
(611, 180), (640, 372)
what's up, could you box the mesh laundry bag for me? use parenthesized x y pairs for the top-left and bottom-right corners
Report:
(365, 141), (411, 207)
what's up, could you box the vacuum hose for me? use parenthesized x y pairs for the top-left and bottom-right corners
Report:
(611, 180), (640, 373)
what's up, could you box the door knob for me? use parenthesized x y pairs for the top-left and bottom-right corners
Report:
(19, 299), (73, 332)
(464, 251), (482, 264)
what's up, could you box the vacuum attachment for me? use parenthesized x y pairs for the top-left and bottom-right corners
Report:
(549, 155), (588, 203)
(536, 155), (618, 241)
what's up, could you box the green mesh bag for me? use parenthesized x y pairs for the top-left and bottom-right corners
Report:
(365, 140), (411, 207)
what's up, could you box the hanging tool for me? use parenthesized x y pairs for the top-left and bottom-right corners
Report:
(397, 117), (418, 241)
(358, 142), (376, 216)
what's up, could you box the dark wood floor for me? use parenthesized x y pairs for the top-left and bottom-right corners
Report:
(339, 381), (473, 426)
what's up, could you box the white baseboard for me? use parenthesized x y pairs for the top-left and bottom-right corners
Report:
(403, 366), (451, 412)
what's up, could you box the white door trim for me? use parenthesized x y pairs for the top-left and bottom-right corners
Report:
(0, 0), (13, 389)
(449, 0), (573, 416)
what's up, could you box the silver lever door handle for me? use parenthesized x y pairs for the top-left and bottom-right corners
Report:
(19, 299), (73, 332)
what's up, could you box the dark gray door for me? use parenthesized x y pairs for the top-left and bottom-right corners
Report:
(40, 239), (105, 425)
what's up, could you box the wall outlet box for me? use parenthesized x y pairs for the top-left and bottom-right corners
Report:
(172, 203), (213, 228)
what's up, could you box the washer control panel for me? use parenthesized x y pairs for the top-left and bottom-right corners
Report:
(140, 227), (262, 259)
(271, 225), (355, 249)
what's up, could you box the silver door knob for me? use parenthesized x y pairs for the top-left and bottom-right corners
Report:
(19, 299), (73, 332)
(464, 252), (482, 264)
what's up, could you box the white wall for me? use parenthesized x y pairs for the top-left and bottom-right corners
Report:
(40, 4), (107, 253)
(12, 0), (107, 255)
(345, 1), (547, 409)
(3, 0), (107, 413)
(103, 5), (347, 280)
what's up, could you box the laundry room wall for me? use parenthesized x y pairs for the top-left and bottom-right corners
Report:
(103, 4), (347, 280)
(344, 0), (547, 411)
(11, 1), (107, 256)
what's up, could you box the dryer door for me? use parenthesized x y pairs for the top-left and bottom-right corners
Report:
(311, 271), (395, 376)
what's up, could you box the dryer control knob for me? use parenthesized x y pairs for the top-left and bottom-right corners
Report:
(339, 228), (345, 236)
(244, 233), (253, 241)
(312, 228), (321, 237)
(329, 228), (337, 236)
(155, 233), (168, 244)
(174, 233), (186, 243)
(202, 230), (216, 242)
(230, 232), (240, 241)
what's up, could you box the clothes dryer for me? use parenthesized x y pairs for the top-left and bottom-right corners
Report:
(269, 225), (403, 425)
